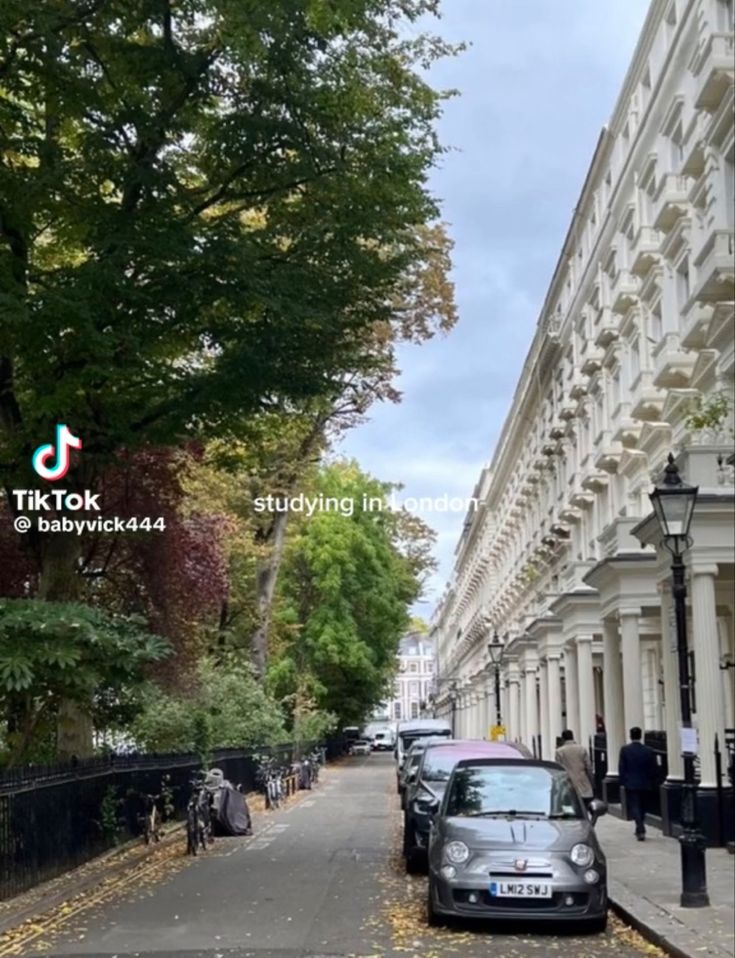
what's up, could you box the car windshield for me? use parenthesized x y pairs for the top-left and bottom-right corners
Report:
(445, 764), (585, 819)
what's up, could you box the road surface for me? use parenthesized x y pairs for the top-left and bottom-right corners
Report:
(10, 754), (662, 957)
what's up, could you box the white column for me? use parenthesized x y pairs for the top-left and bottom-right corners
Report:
(691, 565), (726, 788)
(524, 661), (540, 754)
(602, 619), (625, 774)
(619, 607), (644, 731)
(659, 586), (684, 780)
(508, 668), (521, 741)
(577, 634), (596, 751)
(519, 670), (527, 744)
(718, 615), (735, 731)
(547, 652), (563, 755)
(539, 659), (551, 758)
(563, 644), (580, 738)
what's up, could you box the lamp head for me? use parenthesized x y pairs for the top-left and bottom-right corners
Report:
(487, 630), (505, 664)
(649, 453), (698, 550)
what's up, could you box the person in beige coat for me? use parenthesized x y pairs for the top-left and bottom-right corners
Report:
(555, 729), (594, 806)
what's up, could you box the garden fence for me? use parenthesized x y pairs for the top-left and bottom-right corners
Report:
(0, 736), (348, 902)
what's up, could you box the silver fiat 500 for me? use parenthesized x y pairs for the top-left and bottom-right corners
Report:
(427, 757), (608, 932)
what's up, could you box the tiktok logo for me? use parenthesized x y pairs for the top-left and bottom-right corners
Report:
(32, 425), (83, 481)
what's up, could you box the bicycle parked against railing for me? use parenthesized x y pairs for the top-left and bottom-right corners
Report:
(255, 755), (287, 809)
(137, 775), (173, 845)
(309, 747), (326, 784)
(186, 774), (214, 855)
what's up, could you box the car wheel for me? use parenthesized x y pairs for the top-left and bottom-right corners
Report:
(579, 913), (608, 934)
(401, 819), (412, 857)
(427, 879), (442, 927)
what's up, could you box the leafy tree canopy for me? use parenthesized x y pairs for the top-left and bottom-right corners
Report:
(130, 653), (288, 753)
(0, 598), (170, 763)
(269, 460), (435, 726)
(0, 0), (456, 477)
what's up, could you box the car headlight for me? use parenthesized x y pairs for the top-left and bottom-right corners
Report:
(444, 840), (470, 864)
(571, 843), (594, 867)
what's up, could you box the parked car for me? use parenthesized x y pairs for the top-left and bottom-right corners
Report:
(397, 739), (432, 807)
(395, 718), (452, 770)
(372, 728), (396, 751)
(349, 739), (373, 756)
(426, 755), (608, 932)
(403, 741), (526, 872)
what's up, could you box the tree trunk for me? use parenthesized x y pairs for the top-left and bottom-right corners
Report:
(38, 533), (94, 760)
(251, 509), (289, 680)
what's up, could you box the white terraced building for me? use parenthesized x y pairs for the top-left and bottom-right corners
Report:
(430, 0), (734, 845)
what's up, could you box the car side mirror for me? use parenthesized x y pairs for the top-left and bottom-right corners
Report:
(588, 799), (607, 823)
(427, 797), (440, 817)
(407, 770), (417, 783)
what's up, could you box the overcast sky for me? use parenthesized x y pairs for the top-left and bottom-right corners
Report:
(337, 0), (650, 616)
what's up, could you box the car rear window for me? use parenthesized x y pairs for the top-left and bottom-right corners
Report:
(421, 752), (462, 782)
(445, 764), (584, 819)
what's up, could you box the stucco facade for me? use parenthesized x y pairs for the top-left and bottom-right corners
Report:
(430, 0), (734, 842)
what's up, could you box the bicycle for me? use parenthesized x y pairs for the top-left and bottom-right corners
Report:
(255, 756), (286, 810)
(186, 774), (214, 855)
(139, 775), (173, 845)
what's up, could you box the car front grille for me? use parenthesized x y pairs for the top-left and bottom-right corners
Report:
(453, 890), (590, 912)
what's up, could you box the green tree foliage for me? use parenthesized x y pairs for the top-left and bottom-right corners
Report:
(269, 461), (435, 727)
(0, 0), (453, 480)
(0, 599), (170, 763)
(131, 653), (288, 753)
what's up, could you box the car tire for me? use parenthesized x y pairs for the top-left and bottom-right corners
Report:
(404, 825), (425, 874)
(579, 913), (608, 934)
(427, 879), (441, 927)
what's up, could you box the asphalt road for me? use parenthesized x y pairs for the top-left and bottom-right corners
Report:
(18, 754), (662, 958)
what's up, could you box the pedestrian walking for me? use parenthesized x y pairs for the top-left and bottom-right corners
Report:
(555, 729), (594, 807)
(618, 727), (659, 841)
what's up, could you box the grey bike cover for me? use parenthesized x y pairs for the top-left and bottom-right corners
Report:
(217, 786), (253, 836)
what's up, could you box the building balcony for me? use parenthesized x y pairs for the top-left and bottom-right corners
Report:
(558, 504), (582, 524)
(569, 372), (588, 400)
(692, 229), (735, 304)
(579, 341), (604, 376)
(681, 300), (713, 350)
(611, 270), (638, 314)
(559, 400), (577, 421)
(594, 440), (623, 474)
(541, 440), (557, 456)
(580, 467), (609, 493)
(614, 418), (642, 448)
(652, 174), (689, 232)
(693, 33), (735, 112)
(593, 305), (619, 347)
(630, 227), (661, 277)
(568, 480), (594, 509)
(652, 333), (697, 389)
(630, 375), (665, 421)
(549, 419), (566, 440)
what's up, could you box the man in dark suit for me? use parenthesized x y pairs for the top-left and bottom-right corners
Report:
(618, 726), (659, 840)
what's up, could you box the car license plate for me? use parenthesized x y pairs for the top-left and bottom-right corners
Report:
(489, 881), (552, 899)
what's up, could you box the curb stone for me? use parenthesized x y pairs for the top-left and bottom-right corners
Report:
(608, 877), (733, 958)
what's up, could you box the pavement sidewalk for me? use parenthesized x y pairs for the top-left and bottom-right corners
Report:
(597, 812), (735, 958)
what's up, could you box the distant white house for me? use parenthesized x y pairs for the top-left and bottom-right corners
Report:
(373, 631), (435, 722)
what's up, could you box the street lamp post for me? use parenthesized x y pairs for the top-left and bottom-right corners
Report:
(649, 453), (709, 909)
(449, 683), (458, 737)
(487, 631), (506, 729)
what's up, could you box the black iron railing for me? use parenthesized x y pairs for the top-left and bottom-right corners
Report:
(0, 739), (340, 903)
